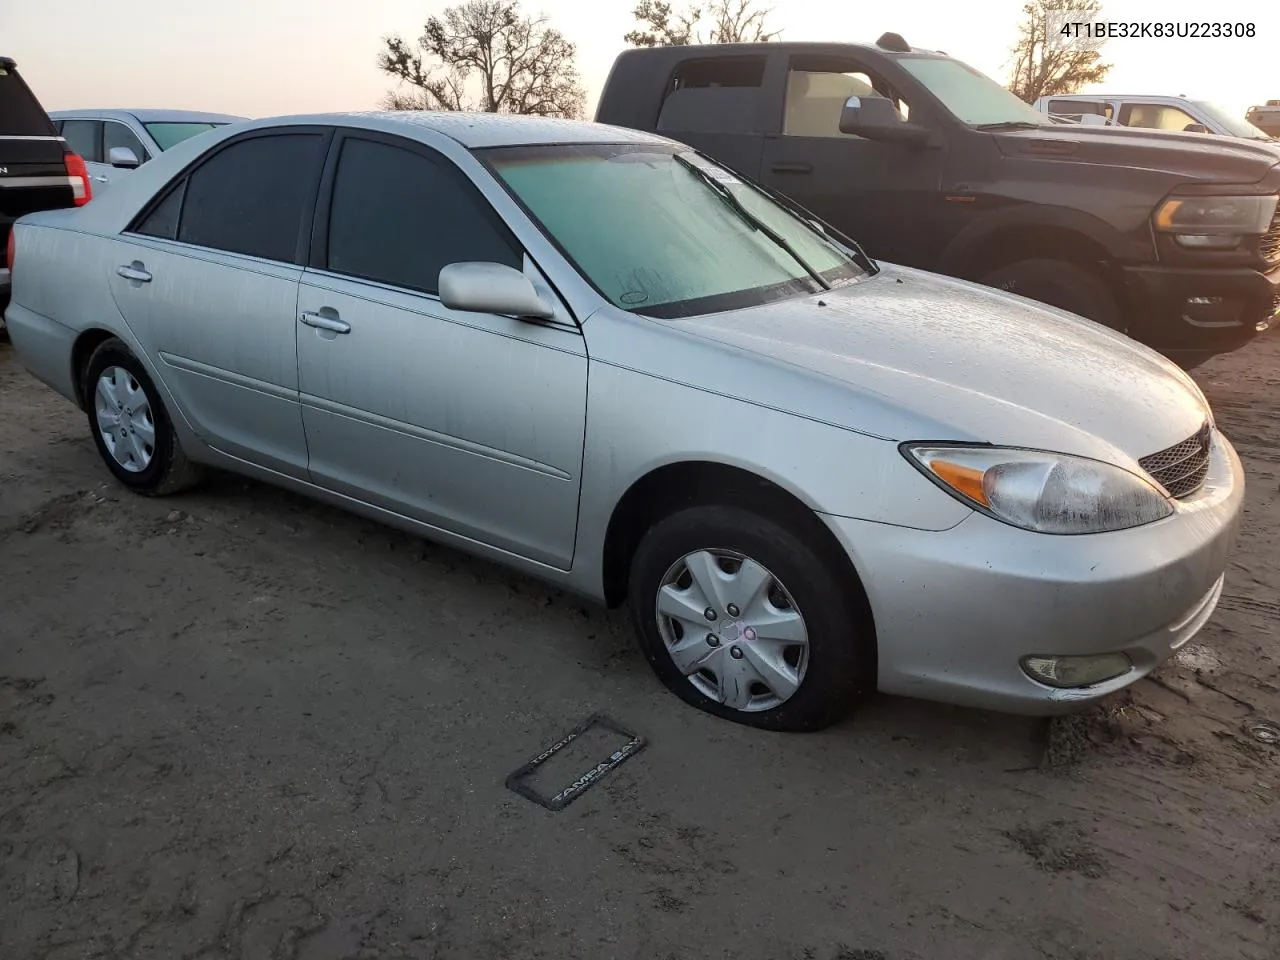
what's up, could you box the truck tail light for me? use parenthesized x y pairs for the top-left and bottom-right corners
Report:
(64, 150), (92, 206)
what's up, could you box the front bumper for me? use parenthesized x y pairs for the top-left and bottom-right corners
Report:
(820, 429), (1245, 715)
(1122, 261), (1280, 358)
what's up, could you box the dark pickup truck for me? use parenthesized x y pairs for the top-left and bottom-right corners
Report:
(596, 35), (1280, 366)
(2, 55), (91, 324)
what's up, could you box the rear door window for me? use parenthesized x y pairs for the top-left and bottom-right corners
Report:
(175, 133), (326, 262)
(60, 120), (101, 162)
(0, 64), (57, 137)
(657, 56), (767, 135)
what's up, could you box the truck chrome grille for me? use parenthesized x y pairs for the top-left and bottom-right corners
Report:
(1139, 424), (1212, 499)
(1262, 204), (1280, 264)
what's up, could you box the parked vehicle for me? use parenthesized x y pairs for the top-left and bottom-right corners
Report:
(4, 113), (1244, 730)
(1035, 93), (1275, 141)
(595, 36), (1280, 367)
(48, 109), (245, 193)
(1247, 101), (1280, 138)
(0, 56), (92, 321)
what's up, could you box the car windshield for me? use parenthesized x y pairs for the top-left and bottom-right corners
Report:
(143, 122), (229, 151)
(480, 142), (871, 318)
(1192, 100), (1274, 140)
(897, 56), (1047, 128)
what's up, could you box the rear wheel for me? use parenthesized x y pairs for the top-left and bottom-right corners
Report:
(979, 258), (1124, 331)
(83, 338), (202, 495)
(628, 504), (873, 732)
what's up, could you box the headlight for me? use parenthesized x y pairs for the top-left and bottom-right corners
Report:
(1153, 194), (1278, 250)
(902, 445), (1174, 534)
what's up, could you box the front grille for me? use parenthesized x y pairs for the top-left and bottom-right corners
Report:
(1139, 424), (1211, 499)
(1262, 204), (1280, 264)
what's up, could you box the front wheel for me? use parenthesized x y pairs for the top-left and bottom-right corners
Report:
(979, 258), (1124, 331)
(627, 504), (874, 732)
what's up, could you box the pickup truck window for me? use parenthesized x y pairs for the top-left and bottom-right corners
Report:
(1118, 103), (1201, 133)
(483, 142), (867, 318)
(1191, 101), (1273, 140)
(897, 57), (1045, 128)
(1048, 99), (1113, 123)
(784, 64), (909, 138)
(657, 56), (766, 136)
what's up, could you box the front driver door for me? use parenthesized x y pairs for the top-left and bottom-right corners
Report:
(296, 133), (587, 569)
(759, 53), (947, 267)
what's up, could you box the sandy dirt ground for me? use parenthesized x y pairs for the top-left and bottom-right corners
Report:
(1, 329), (1277, 960)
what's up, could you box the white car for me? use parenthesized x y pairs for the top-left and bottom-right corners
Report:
(2, 112), (1246, 730)
(48, 109), (245, 193)
(1034, 94), (1274, 141)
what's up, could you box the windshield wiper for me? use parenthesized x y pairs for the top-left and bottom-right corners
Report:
(974, 121), (1042, 131)
(674, 154), (831, 291)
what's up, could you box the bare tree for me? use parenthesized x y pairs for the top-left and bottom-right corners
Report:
(624, 0), (778, 47)
(624, 0), (702, 46)
(709, 0), (779, 43)
(1007, 0), (1112, 103)
(379, 0), (586, 118)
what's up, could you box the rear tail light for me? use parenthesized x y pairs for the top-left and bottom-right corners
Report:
(64, 150), (92, 206)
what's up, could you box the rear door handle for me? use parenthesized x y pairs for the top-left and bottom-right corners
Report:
(299, 311), (350, 334)
(770, 162), (813, 174)
(116, 264), (152, 283)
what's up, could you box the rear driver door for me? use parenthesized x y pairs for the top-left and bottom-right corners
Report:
(109, 129), (330, 478)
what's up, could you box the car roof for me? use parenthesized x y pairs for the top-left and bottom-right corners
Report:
(48, 108), (246, 123)
(1041, 94), (1205, 102)
(243, 111), (674, 149)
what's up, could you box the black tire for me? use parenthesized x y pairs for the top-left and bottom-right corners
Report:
(979, 258), (1124, 331)
(83, 338), (203, 496)
(628, 504), (874, 732)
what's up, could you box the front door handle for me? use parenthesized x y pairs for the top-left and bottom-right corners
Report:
(299, 311), (350, 334)
(116, 264), (152, 283)
(770, 162), (813, 174)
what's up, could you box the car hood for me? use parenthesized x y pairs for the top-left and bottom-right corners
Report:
(641, 264), (1211, 466)
(996, 124), (1280, 185)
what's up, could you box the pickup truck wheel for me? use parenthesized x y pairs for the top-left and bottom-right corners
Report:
(628, 504), (872, 732)
(83, 338), (203, 496)
(979, 258), (1123, 330)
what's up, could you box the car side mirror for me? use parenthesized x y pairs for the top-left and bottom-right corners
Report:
(1182, 123), (1209, 134)
(838, 96), (930, 146)
(438, 262), (555, 320)
(108, 146), (141, 169)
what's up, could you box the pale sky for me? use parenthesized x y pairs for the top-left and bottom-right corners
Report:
(2, 0), (1274, 123)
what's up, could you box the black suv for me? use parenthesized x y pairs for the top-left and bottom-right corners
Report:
(596, 36), (1280, 366)
(1, 55), (92, 323)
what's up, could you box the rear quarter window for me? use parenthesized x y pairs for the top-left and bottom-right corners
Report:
(0, 65), (57, 137)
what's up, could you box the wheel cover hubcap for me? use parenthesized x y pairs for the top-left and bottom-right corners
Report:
(655, 549), (810, 712)
(94, 366), (155, 473)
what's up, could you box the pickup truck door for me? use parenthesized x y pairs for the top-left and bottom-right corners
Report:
(651, 54), (771, 179)
(757, 52), (948, 268)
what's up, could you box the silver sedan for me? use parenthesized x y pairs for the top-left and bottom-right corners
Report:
(3, 112), (1244, 730)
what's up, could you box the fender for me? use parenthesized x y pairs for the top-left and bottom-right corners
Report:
(938, 201), (1139, 278)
